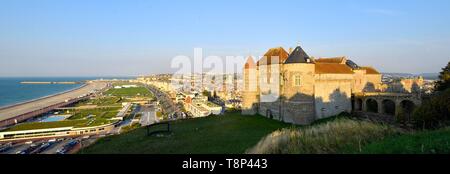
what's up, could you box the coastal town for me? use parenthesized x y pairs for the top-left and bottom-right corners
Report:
(1, 1), (450, 173)
(0, 44), (442, 154)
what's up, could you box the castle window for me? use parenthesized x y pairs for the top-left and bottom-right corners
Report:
(294, 75), (301, 86)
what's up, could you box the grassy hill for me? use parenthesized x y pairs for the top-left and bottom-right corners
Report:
(247, 118), (400, 154)
(359, 127), (450, 154)
(80, 112), (450, 154)
(80, 112), (293, 154)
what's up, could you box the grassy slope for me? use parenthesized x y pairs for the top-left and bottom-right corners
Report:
(80, 113), (293, 154)
(80, 111), (450, 154)
(247, 118), (399, 154)
(359, 128), (450, 154)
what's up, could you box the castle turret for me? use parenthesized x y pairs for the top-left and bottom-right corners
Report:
(281, 45), (316, 124)
(242, 56), (258, 115)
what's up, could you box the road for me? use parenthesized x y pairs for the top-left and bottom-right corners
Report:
(145, 85), (180, 115)
(41, 139), (71, 154)
(2, 143), (30, 154)
(111, 104), (141, 134)
(139, 104), (157, 126)
(0, 81), (108, 122)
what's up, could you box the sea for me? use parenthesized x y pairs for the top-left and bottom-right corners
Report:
(0, 77), (135, 108)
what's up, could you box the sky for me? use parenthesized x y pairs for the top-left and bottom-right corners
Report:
(0, 0), (449, 77)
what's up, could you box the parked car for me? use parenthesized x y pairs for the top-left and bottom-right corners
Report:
(32, 142), (55, 154)
(22, 144), (40, 154)
(0, 144), (12, 153)
(56, 140), (79, 154)
(16, 151), (26, 154)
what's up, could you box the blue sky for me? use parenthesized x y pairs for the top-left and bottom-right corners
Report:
(0, 0), (449, 76)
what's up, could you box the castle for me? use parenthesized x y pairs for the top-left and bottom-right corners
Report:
(242, 45), (382, 125)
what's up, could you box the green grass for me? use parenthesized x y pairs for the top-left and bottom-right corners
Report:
(68, 107), (120, 120)
(80, 112), (293, 154)
(104, 87), (153, 98)
(358, 127), (450, 154)
(75, 97), (122, 107)
(120, 122), (141, 133)
(79, 111), (449, 154)
(309, 112), (351, 126)
(1, 96), (124, 133)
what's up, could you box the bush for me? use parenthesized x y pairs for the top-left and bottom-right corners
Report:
(413, 88), (450, 129)
(434, 61), (450, 92)
(246, 118), (399, 154)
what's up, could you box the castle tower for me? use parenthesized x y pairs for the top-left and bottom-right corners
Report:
(242, 56), (258, 115)
(257, 47), (289, 119)
(282, 45), (316, 124)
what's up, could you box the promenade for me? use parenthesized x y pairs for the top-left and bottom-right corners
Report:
(0, 81), (108, 124)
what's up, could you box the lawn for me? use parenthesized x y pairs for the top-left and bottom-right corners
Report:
(75, 96), (122, 107)
(68, 107), (120, 120)
(104, 87), (153, 98)
(80, 112), (293, 154)
(358, 127), (450, 154)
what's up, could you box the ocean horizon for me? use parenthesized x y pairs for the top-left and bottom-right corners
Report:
(0, 76), (135, 108)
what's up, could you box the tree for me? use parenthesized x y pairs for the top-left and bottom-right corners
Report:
(413, 88), (450, 129)
(435, 61), (450, 92)
(202, 90), (211, 99)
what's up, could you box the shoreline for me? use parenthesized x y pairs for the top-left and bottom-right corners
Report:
(0, 81), (109, 127)
(0, 83), (87, 110)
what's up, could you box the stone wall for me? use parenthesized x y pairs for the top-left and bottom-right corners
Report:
(242, 65), (259, 115)
(314, 74), (353, 119)
(279, 63), (316, 124)
(352, 69), (367, 93)
(365, 74), (382, 91)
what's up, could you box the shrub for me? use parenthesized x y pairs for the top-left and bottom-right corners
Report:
(412, 88), (450, 129)
(434, 61), (450, 92)
(246, 118), (399, 154)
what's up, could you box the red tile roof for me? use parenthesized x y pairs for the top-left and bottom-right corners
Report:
(257, 47), (289, 66)
(315, 57), (346, 64)
(244, 56), (256, 69)
(315, 63), (354, 74)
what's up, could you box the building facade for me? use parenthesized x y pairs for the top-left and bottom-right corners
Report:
(242, 45), (382, 125)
